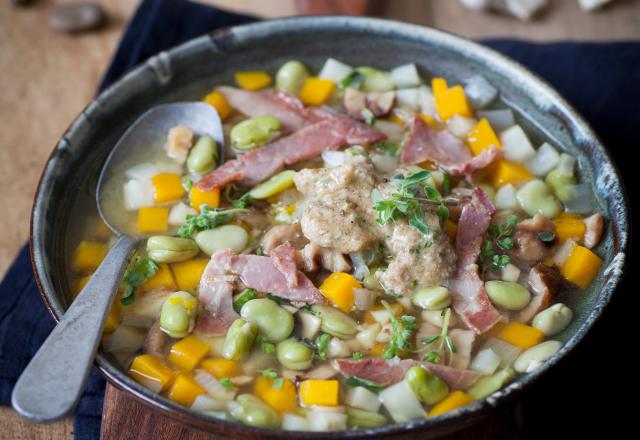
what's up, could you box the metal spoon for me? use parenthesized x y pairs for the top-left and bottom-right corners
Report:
(12, 102), (224, 422)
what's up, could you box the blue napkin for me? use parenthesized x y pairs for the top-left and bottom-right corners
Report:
(1, 0), (636, 438)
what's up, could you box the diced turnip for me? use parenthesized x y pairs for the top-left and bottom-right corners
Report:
(447, 115), (478, 139)
(318, 58), (353, 83)
(346, 386), (381, 412)
(168, 202), (197, 226)
(481, 338), (522, 368)
(327, 337), (351, 358)
(578, 0), (611, 11)
(123, 179), (154, 210)
(373, 120), (405, 142)
(464, 75), (498, 109)
(525, 142), (560, 176)
(371, 154), (400, 174)
(394, 87), (420, 111)
(501, 263), (521, 282)
(125, 162), (159, 180)
(564, 183), (593, 214)
(555, 153), (577, 177)
(500, 125), (536, 163)
(102, 325), (145, 354)
(378, 380), (425, 423)
(322, 150), (347, 168)
(298, 311), (322, 340)
(418, 85), (437, 117)
(282, 413), (311, 430)
(307, 411), (348, 431)
(469, 348), (502, 375)
(421, 310), (458, 328)
(391, 63), (421, 88)
(191, 394), (226, 412)
(355, 323), (381, 349)
(495, 183), (518, 210)
(477, 109), (515, 132)
(155, 160), (183, 175)
(193, 370), (236, 401)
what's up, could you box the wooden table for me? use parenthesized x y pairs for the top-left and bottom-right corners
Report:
(1, 0), (638, 438)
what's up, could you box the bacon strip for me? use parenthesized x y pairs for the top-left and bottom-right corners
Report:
(194, 260), (239, 336)
(447, 188), (502, 334)
(269, 242), (299, 288)
(447, 145), (501, 179)
(197, 116), (385, 190)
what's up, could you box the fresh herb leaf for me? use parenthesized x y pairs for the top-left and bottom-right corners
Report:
(352, 351), (363, 360)
(266, 293), (287, 306)
(177, 205), (247, 238)
(424, 352), (441, 363)
(538, 231), (555, 242)
(362, 108), (376, 126)
(481, 214), (518, 273)
(373, 140), (401, 157)
(261, 368), (278, 380)
(422, 335), (441, 345)
(233, 288), (257, 313)
(445, 335), (457, 354)
(255, 246), (264, 256)
(315, 333), (331, 360)
(345, 376), (384, 393)
(182, 178), (193, 192)
(261, 341), (275, 354)
(381, 301), (417, 360)
(120, 257), (159, 305)
(232, 193), (253, 209)
(220, 377), (234, 389)
(441, 168), (451, 195)
(418, 308), (456, 365)
(273, 377), (284, 389)
(339, 71), (364, 90)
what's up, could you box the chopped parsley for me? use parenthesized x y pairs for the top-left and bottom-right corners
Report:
(362, 108), (376, 126)
(181, 178), (193, 192)
(120, 257), (159, 305)
(233, 288), (257, 313)
(352, 351), (363, 360)
(345, 376), (384, 393)
(232, 193), (253, 209)
(314, 333), (331, 360)
(381, 300), (417, 360)
(219, 377), (235, 389)
(339, 71), (364, 90)
(260, 368), (283, 389)
(420, 308), (457, 365)
(480, 214), (519, 273)
(177, 205), (246, 238)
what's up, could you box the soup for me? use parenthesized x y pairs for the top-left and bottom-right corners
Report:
(67, 58), (604, 431)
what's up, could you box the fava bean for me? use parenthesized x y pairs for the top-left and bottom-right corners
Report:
(146, 236), (199, 263)
(516, 179), (562, 219)
(240, 298), (294, 343)
(159, 291), (197, 338)
(230, 394), (280, 428)
(248, 170), (297, 200)
(404, 366), (449, 405)
(195, 225), (249, 255)
(479, 183), (496, 204)
(186, 136), (218, 174)
(222, 318), (258, 360)
(466, 368), (515, 400)
(347, 408), (387, 428)
(311, 305), (358, 339)
(356, 67), (394, 92)
(514, 340), (562, 373)
(362, 272), (382, 291)
(532, 303), (573, 336)
(411, 286), (451, 310)
(484, 281), (531, 311)
(230, 115), (280, 151)
(545, 169), (576, 203)
(275, 60), (310, 95)
(276, 338), (314, 370)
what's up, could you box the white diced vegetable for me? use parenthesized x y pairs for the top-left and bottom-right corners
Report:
(578, 0), (611, 11)
(346, 386), (382, 412)
(368, 308), (392, 325)
(322, 150), (348, 168)
(391, 63), (421, 88)
(495, 183), (518, 210)
(125, 162), (159, 180)
(318, 58), (353, 83)
(552, 239), (577, 266)
(477, 109), (515, 132)
(193, 370), (236, 401)
(123, 179), (154, 210)
(481, 338), (522, 368)
(298, 311), (322, 340)
(378, 380), (425, 423)
(373, 119), (405, 142)
(394, 87), (421, 112)
(555, 153), (577, 177)
(564, 183), (593, 214)
(282, 413), (311, 430)
(469, 348), (502, 375)
(464, 75), (498, 109)
(501, 263), (521, 282)
(525, 142), (560, 176)
(102, 325), (145, 354)
(371, 154), (399, 174)
(155, 161), (183, 175)
(355, 323), (381, 349)
(500, 125), (536, 163)
(418, 85), (437, 117)
(168, 202), (197, 226)
(307, 411), (348, 431)
(191, 394), (226, 412)
(421, 310), (458, 328)
(447, 115), (478, 139)
(327, 337), (351, 358)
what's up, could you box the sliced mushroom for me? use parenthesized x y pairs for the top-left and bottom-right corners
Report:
(583, 213), (603, 249)
(512, 264), (563, 324)
(297, 242), (351, 273)
(343, 88), (395, 119)
(143, 321), (169, 357)
(510, 214), (556, 264)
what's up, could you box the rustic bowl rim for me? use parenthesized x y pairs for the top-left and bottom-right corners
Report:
(29, 15), (629, 438)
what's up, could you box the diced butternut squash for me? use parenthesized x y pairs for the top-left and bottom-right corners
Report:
(497, 322), (544, 349)
(364, 303), (404, 324)
(561, 245), (603, 289)
(168, 335), (210, 371)
(433, 78), (473, 121)
(254, 376), (298, 413)
(467, 118), (501, 156)
(103, 303), (120, 334)
(428, 391), (473, 416)
(419, 113), (437, 127)
(137, 207), (169, 233)
(129, 354), (175, 393)
(141, 263), (177, 292)
(445, 219), (458, 241)
(171, 258), (209, 291)
(489, 160), (534, 188)
(151, 173), (185, 204)
(554, 213), (586, 242)
(368, 342), (386, 357)
(200, 358), (240, 379)
(167, 373), (206, 406)
(72, 273), (93, 297)
(319, 272), (361, 312)
(203, 90), (232, 121)
(431, 77), (448, 97)
(299, 77), (335, 106)
(190, 186), (220, 212)
(71, 241), (108, 273)
(387, 111), (406, 125)
(235, 71), (272, 91)
(299, 380), (339, 407)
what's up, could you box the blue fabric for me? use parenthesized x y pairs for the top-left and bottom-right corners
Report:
(1, 0), (636, 438)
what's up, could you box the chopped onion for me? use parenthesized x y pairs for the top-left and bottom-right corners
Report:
(421, 310), (458, 328)
(394, 87), (420, 111)
(282, 413), (310, 430)
(123, 179), (154, 210)
(500, 125), (536, 163)
(447, 115), (478, 139)
(564, 183), (593, 213)
(155, 161), (183, 175)
(102, 325), (145, 354)
(477, 109), (515, 132)
(368, 309), (392, 326)
(525, 142), (560, 176)
(304, 364), (338, 380)
(327, 337), (351, 358)
(298, 311), (321, 340)
(370, 153), (399, 174)
(495, 184), (518, 210)
(553, 238), (577, 266)
(318, 58), (353, 83)
(353, 288), (379, 311)
(418, 85), (437, 117)
(464, 75), (498, 109)
(169, 202), (197, 226)
(193, 370), (236, 401)
(469, 348), (502, 375)
(378, 380), (425, 423)
(125, 163), (159, 180)
(345, 386), (381, 412)
(355, 323), (381, 349)
(191, 394), (226, 412)
(373, 119), (405, 141)
(349, 253), (370, 280)
(391, 63), (421, 88)
(501, 263), (521, 282)
(307, 411), (348, 431)
(555, 153), (577, 177)
(481, 338), (522, 368)
(321, 150), (347, 168)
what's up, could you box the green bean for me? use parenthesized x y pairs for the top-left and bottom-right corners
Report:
(514, 340), (562, 373)
(311, 305), (358, 339)
(276, 338), (314, 370)
(467, 368), (515, 400)
(230, 394), (280, 428)
(411, 286), (451, 310)
(240, 298), (294, 343)
(516, 179), (562, 219)
(248, 170), (297, 200)
(404, 366), (449, 405)
(195, 225), (249, 255)
(355, 67), (394, 92)
(159, 291), (197, 338)
(545, 169), (577, 203)
(532, 303), (573, 336)
(146, 236), (199, 263)
(275, 60), (310, 95)
(484, 281), (531, 311)
(186, 136), (218, 174)
(347, 408), (387, 428)
(230, 115), (281, 151)
(222, 318), (257, 361)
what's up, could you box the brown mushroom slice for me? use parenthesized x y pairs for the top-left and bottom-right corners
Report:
(297, 242), (351, 273)
(510, 214), (556, 264)
(583, 213), (604, 249)
(143, 321), (169, 357)
(512, 264), (563, 323)
(260, 224), (307, 254)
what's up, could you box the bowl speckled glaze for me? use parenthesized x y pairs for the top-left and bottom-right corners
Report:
(30, 16), (629, 439)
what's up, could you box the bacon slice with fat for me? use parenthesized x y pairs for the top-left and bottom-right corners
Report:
(197, 116), (386, 190)
(195, 262), (239, 336)
(269, 242), (299, 288)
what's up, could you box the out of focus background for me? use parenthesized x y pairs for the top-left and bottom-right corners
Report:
(0, 0), (639, 438)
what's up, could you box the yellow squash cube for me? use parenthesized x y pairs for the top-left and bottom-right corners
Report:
(235, 71), (272, 91)
(71, 241), (108, 273)
(554, 213), (586, 242)
(167, 373), (206, 406)
(255, 376), (298, 413)
(168, 335), (210, 371)
(151, 173), (185, 204)
(190, 186), (220, 212)
(203, 90), (232, 121)
(141, 263), (177, 292)
(497, 322), (544, 349)
(428, 391), (473, 416)
(299, 77), (335, 106)
(561, 245), (603, 289)
(200, 358), (240, 379)
(419, 113), (437, 127)
(434, 84), (473, 121)
(489, 160), (534, 188)
(129, 354), (175, 393)
(467, 118), (501, 156)
(368, 342), (386, 357)
(431, 77), (448, 97)
(137, 207), (169, 233)
(299, 379), (339, 407)
(171, 258), (209, 291)
(319, 272), (361, 312)
(103, 303), (121, 334)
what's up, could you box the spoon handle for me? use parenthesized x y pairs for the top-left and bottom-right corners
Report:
(12, 235), (138, 422)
